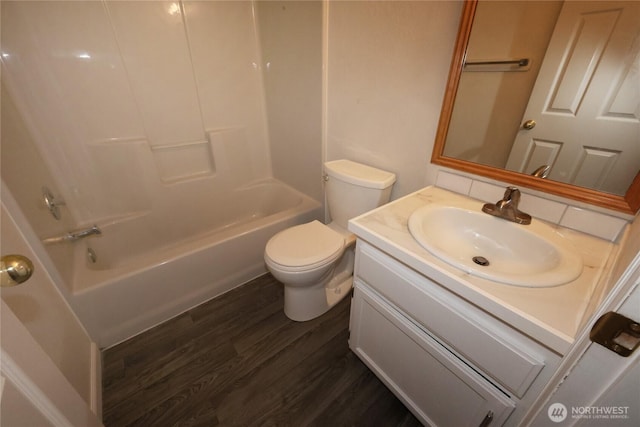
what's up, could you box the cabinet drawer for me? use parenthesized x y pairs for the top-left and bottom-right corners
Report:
(356, 242), (545, 398)
(350, 284), (515, 426)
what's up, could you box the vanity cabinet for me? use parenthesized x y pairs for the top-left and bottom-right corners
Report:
(349, 241), (561, 426)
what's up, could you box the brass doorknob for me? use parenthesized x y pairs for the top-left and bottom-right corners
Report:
(522, 119), (536, 130)
(1, 255), (35, 287)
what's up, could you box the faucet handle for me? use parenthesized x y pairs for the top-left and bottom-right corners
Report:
(503, 186), (520, 202)
(483, 186), (531, 224)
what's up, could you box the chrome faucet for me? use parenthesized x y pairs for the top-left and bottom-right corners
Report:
(42, 225), (102, 244)
(482, 187), (531, 225)
(531, 165), (550, 178)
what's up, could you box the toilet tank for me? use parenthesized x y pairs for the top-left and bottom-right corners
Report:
(324, 160), (396, 229)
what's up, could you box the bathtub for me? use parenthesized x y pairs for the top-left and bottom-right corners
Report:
(69, 179), (322, 348)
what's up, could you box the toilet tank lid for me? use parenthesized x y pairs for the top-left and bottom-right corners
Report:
(324, 159), (396, 189)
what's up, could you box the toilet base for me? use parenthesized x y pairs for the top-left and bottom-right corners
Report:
(284, 275), (353, 322)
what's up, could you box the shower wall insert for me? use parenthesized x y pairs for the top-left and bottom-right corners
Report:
(1, 1), (323, 347)
(2, 1), (276, 223)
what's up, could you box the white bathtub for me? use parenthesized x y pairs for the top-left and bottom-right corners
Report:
(70, 179), (321, 348)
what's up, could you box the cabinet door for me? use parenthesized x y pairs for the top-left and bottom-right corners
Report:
(350, 283), (515, 427)
(356, 242), (545, 398)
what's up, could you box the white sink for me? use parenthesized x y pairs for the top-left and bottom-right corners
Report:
(408, 204), (583, 287)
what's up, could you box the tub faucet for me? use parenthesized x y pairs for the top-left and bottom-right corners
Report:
(67, 225), (102, 241)
(42, 225), (102, 244)
(482, 186), (531, 225)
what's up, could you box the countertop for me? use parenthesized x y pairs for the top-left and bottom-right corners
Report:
(348, 186), (617, 355)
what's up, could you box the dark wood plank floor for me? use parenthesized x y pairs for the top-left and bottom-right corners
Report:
(102, 274), (423, 426)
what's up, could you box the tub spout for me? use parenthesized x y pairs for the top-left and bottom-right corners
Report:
(43, 225), (102, 244)
(67, 225), (102, 241)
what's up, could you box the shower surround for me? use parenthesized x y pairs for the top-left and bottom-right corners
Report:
(1, 1), (323, 346)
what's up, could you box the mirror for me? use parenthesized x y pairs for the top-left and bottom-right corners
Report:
(432, 0), (640, 214)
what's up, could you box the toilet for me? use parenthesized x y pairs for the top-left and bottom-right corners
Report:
(264, 159), (396, 321)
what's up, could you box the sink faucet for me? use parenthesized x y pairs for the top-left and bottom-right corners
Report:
(482, 187), (532, 225)
(531, 165), (550, 178)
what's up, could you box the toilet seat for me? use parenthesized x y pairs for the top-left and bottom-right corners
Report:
(265, 220), (344, 272)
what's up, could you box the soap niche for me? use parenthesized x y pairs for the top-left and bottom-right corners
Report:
(151, 140), (215, 183)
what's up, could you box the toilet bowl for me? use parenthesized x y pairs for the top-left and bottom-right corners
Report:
(265, 221), (355, 321)
(264, 159), (396, 321)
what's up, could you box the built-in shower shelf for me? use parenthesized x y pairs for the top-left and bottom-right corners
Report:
(151, 140), (215, 183)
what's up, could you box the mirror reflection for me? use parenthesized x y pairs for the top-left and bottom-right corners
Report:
(440, 0), (639, 198)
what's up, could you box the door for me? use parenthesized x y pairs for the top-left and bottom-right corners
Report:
(350, 283), (515, 426)
(528, 286), (640, 426)
(1, 300), (102, 427)
(527, 232), (640, 427)
(1, 200), (103, 427)
(505, 1), (640, 195)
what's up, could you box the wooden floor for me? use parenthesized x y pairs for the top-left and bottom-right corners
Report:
(102, 274), (422, 426)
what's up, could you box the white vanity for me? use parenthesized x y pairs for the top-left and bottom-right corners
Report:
(347, 186), (616, 426)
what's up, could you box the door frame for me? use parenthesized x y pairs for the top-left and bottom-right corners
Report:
(522, 233), (640, 425)
(1, 300), (103, 427)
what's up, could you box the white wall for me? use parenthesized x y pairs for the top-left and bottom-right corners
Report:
(257, 1), (324, 202)
(325, 0), (463, 200)
(603, 213), (640, 301)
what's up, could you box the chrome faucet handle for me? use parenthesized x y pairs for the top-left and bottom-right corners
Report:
(42, 225), (102, 244)
(503, 186), (520, 204)
(531, 165), (550, 178)
(42, 186), (65, 220)
(69, 225), (102, 240)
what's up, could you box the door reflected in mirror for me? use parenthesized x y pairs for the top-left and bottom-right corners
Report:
(433, 0), (640, 213)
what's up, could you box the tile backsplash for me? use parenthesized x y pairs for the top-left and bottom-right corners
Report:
(435, 170), (628, 242)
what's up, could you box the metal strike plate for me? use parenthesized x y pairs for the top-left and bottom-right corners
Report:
(590, 312), (640, 357)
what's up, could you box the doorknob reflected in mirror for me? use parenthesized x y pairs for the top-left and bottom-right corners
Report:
(522, 119), (536, 130)
(1, 254), (35, 287)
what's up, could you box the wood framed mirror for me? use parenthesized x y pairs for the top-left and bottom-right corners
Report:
(431, 0), (640, 214)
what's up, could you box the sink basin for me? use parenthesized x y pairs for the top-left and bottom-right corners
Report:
(408, 204), (583, 287)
